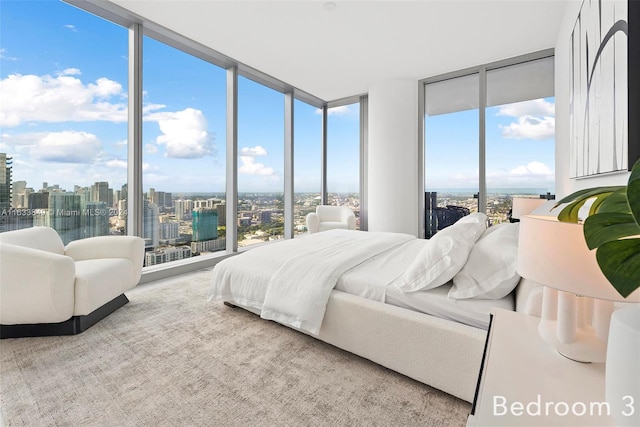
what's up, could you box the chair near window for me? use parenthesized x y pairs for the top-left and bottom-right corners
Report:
(0, 227), (144, 338)
(306, 205), (356, 234)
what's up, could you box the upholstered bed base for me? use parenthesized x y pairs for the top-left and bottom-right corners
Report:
(226, 278), (543, 403)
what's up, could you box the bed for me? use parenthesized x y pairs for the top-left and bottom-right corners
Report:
(208, 213), (543, 402)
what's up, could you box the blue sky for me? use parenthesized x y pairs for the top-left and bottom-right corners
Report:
(1, 0), (553, 196)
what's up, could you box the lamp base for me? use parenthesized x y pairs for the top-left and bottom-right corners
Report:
(538, 319), (606, 362)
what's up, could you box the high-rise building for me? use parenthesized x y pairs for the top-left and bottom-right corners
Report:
(260, 210), (272, 224)
(192, 207), (217, 242)
(216, 203), (226, 226)
(45, 192), (82, 245)
(0, 153), (12, 210)
(143, 200), (160, 249)
(83, 201), (109, 238)
(91, 181), (111, 205)
(11, 180), (26, 208)
(160, 221), (180, 240)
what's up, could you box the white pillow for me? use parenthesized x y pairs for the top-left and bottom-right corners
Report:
(448, 222), (520, 300)
(394, 212), (487, 293)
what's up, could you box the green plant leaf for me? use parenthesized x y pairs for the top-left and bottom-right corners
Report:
(554, 186), (624, 223)
(584, 212), (640, 249)
(627, 159), (640, 226)
(595, 188), (630, 215)
(596, 238), (640, 298)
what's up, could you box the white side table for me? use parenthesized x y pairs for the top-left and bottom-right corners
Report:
(467, 308), (619, 426)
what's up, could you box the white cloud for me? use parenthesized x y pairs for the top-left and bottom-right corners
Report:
(60, 68), (81, 76)
(106, 159), (127, 169)
(0, 72), (127, 127)
(500, 115), (555, 140)
(239, 156), (274, 175)
(510, 161), (553, 177)
(145, 143), (158, 154)
(496, 99), (555, 140)
(486, 161), (554, 188)
(64, 24), (77, 32)
(238, 145), (273, 175)
(0, 48), (18, 61)
(145, 108), (215, 159)
(497, 99), (555, 118)
(240, 146), (267, 156)
(316, 105), (352, 116)
(32, 131), (102, 163)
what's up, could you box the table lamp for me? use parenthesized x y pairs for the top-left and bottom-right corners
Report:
(510, 197), (548, 222)
(517, 213), (640, 363)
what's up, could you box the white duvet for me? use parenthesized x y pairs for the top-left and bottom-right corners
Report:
(208, 229), (414, 335)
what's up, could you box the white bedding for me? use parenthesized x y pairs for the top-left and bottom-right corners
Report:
(208, 229), (514, 334)
(209, 229), (414, 334)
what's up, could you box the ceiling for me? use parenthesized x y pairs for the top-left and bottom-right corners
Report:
(106, 0), (569, 102)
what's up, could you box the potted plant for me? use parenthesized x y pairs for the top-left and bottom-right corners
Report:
(554, 159), (640, 298)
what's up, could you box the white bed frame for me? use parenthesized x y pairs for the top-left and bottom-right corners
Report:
(227, 278), (543, 403)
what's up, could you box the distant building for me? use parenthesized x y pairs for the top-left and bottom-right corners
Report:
(160, 221), (180, 240)
(191, 238), (225, 254)
(83, 201), (109, 238)
(192, 207), (218, 242)
(216, 203), (226, 226)
(260, 210), (272, 224)
(44, 192), (83, 245)
(0, 153), (12, 210)
(145, 245), (191, 266)
(143, 200), (160, 249)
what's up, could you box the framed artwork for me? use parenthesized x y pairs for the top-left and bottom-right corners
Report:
(569, 0), (639, 178)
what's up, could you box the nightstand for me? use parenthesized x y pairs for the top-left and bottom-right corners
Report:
(467, 308), (617, 426)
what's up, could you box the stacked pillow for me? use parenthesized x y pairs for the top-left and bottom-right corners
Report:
(394, 213), (487, 293)
(448, 222), (521, 299)
(394, 214), (522, 301)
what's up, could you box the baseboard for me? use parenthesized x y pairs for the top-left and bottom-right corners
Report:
(0, 294), (129, 339)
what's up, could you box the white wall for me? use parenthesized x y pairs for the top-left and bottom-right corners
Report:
(367, 78), (419, 236)
(555, 1), (630, 198)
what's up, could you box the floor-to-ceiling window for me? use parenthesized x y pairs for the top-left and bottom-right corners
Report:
(237, 77), (285, 246)
(293, 100), (322, 235)
(327, 102), (361, 229)
(485, 58), (555, 224)
(0, 1), (128, 243)
(423, 53), (555, 236)
(2, 1), (362, 271)
(424, 74), (480, 237)
(141, 36), (227, 266)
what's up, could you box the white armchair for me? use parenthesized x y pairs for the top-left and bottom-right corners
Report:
(306, 205), (356, 234)
(0, 227), (144, 338)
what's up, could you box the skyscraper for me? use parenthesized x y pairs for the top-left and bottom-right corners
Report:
(0, 153), (12, 210)
(46, 192), (82, 245)
(83, 201), (109, 238)
(143, 200), (160, 249)
(192, 207), (217, 242)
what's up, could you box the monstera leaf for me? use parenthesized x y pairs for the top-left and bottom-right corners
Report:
(554, 159), (640, 298)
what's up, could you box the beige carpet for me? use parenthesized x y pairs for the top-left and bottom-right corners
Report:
(0, 269), (470, 426)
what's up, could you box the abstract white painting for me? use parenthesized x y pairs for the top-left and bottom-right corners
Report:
(570, 0), (628, 178)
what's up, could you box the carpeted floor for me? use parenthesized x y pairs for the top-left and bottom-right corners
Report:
(0, 269), (470, 426)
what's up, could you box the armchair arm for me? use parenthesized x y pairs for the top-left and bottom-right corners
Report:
(65, 235), (145, 279)
(306, 212), (320, 234)
(0, 242), (75, 324)
(341, 208), (356, 230)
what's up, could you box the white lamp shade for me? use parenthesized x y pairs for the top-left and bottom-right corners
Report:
(511, 198), (547, 220)
(517, 214), (640, 302)
(606, 304), (640, 426)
